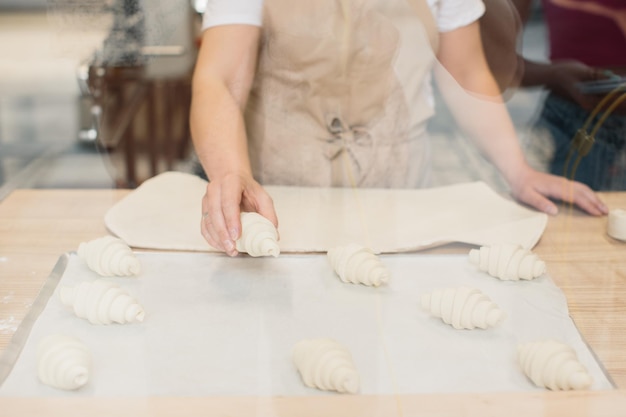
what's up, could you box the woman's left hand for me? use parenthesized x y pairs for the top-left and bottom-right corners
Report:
(509, 166), (609, 216)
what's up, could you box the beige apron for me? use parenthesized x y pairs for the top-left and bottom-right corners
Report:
(245, 0), (439, 188)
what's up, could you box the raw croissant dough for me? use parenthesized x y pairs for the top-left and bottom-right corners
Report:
(607, 208), (626, 241)
(37, 334), (91, 390)
(59, 279), (145, 325)
(420, 287), (505, 329)
(327, 244), (390, 287)
(293, 338), (360, 394)
(78, 235), (141, 276)
(469, 243), (545, 281)
(518, 340), (592, 390)
(236, 212), (280, 257)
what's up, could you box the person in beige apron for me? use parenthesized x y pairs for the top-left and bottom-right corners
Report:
(245, 0), (439, 189)
(191, 0), (608, 256)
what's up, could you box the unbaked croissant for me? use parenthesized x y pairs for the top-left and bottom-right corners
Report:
(37, 334), (91, 390)
(59, 279), (145, 325)
(469, 243), (546, 281)
(293, 338), (360, 394)
(420, 287), (505, 329)
(518, 340), (592, 390)
(327, 244), (390, 287)
(77, 235), (141, 277)
(236, 212), (280, 257)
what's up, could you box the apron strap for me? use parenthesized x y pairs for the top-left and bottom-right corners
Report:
(405, 0), (439, 53)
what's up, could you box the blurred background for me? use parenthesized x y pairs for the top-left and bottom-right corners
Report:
(0, 0), (549, 199)
(0, 0), (204, 198)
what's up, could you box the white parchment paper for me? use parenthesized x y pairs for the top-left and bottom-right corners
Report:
(0, 252), (613, 396)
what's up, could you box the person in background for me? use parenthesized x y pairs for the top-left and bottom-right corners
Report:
(191, 0), (608, 256)
(513, 0), (626, 190)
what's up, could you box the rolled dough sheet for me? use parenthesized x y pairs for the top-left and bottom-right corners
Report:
(104, 171), (547, 253)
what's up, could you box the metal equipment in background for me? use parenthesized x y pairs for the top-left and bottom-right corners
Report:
(77, 0), (200, 188)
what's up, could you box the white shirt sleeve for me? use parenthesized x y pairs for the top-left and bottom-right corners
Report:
(429, 0), (486, 32)
(201, 0), (264, 30)
(201, 0), (485, 33)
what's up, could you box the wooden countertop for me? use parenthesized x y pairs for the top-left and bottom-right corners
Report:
(0, 189), (625, 416)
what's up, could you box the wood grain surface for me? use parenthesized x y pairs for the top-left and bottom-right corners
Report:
(0, 189), (624, 416)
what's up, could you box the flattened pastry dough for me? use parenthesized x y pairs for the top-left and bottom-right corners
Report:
(104, 171), (547, 253)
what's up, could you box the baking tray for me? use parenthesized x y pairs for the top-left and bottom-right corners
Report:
(0, 251), (615, 396)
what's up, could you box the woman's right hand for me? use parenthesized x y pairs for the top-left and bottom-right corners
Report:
(200, 172), (278, 256)
(191, 25), (266, 256)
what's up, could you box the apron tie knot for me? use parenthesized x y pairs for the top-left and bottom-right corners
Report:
(323, 117), (373, 161)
